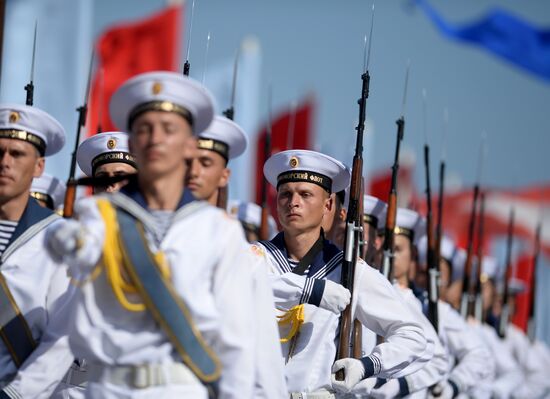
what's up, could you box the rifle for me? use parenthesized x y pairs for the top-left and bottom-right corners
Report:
(498, 208), (515, 338)
(422, 90), (439, 332)
(460, 134), (485, 318)
(217, 48), (240, 210)
(183, 0), (196, 76)
(434, 109), (448, 295)
(336, 6), (374, 378)
(259, 86), (273, 241)
(473, 192), (486, 321)
(62, 50), (94, 218)
(380, 61), (409, 281)
(528, 221), (542, 341)
(24, 21), (37, 106)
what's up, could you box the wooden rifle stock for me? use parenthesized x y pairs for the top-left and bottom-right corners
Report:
(460, 184), (479, 318)
(62, 181), (77, 219)
(473, 193), (485, 321)
(381, 116), (404, 281)
(336, 67), (370, 380)
(499, 208), (515, 338)
(424, 144), (439, 332)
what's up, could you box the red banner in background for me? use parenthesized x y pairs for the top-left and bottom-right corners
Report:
(87, 6), (182, 135)
(511, 253), (535, 332)
(255, 96), (316, 227)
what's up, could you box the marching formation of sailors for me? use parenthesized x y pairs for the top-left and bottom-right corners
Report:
(0, 61), (548, 399)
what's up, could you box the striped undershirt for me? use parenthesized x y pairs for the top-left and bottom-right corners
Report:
(0, 220), (18, 256)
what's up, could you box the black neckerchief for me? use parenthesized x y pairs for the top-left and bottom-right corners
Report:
(291, 230), (326, 276)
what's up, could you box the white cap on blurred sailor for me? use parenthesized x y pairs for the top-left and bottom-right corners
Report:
(395, 208), (426, 246)
(228, 200), (278, 239)
(0, 103), (65, 156)
(197, 116), (248, 162)
(507, 278), (527, 295)
(110, 71), (216, 134)
(363, 195), (387, 229)
(264, 149), (350, 193)
(30, 173), (66, 210)
(76, 131), (136, 177)
(481, 256), (499, 282)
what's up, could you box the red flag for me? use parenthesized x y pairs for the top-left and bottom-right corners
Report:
(367, 156), (417, 208)
(416, 185), (550, 259)
(255, 96), (316, 226)
(511, 253), (535, 332)
(87, 6), (182, 135)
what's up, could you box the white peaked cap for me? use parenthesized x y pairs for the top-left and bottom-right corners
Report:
(228, 200), (278, 239)
(76, 131), (136, 177)
(198, 116), (248, 161)
(30, 173), (66, 210)
(264, 149), (350, 194)
(110, 71), (216, 134)
(0, 103), (65, 156)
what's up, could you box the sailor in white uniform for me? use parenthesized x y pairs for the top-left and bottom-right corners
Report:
(416, 235), (495, 398)
(76, 131), (137, 193)
(185, 115), (247, 207)
(357, 208), (448, 399)
(0, 104), (77, 398)
(467, 256), (523, 399)
(251, 150), (428, 398)
(30, 173), (66, 211)
(181, 113), (286, 397)
(47, 71), (270, 399)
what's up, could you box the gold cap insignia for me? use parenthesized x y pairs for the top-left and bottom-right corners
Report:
(9, 111), (20, 123)
(152, 82), (163, 95)
(289, 156), (299, 168)
(107, 138), (117, 150)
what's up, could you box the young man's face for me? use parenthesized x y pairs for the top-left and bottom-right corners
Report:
(393, 234), (415, 283)
(93, 162), (137, 194)
(129, 111), (193, 179)
(0, 138), (44, 204)
(277, 181), (332, 235)
(185, 149), (229, 203)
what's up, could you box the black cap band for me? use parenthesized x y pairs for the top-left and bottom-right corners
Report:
(363, 214), (378, 228)
(197, 138), (229, 162)
(277, 170), (332, 193)
(395, 226), (414, 242)
(127, 101), (193, 130)
(91, 152), (137, 176)
(0, 129), (46, 156)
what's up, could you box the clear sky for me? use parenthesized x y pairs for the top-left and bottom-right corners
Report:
(95, 0), (550, 192)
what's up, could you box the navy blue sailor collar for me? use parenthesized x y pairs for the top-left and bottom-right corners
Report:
(119, 180), (197, 212)
(269, 231), (343, 278)
(8, 196), (56, 247)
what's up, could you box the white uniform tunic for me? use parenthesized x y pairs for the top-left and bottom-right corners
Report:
(511, 338), (550, 399)
(67, 189), (261, 399)
(437, 302), (495, 396)
(0, 198), (75, 399)
(254, 235), (427, 394)
(470, 321), (522, 399)
(389, 286), (448, 397)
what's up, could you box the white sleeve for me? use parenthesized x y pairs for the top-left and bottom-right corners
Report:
(211, 221), (258, 399)
(3, 258), (77, 399)
(481, 326), (523, 399)
(441, 307), (495, 392)
(353, 262), (428, 379)
(398, 295), (448, 395)
(511, 340), (550, 399)
(249, 251), (288, 399)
